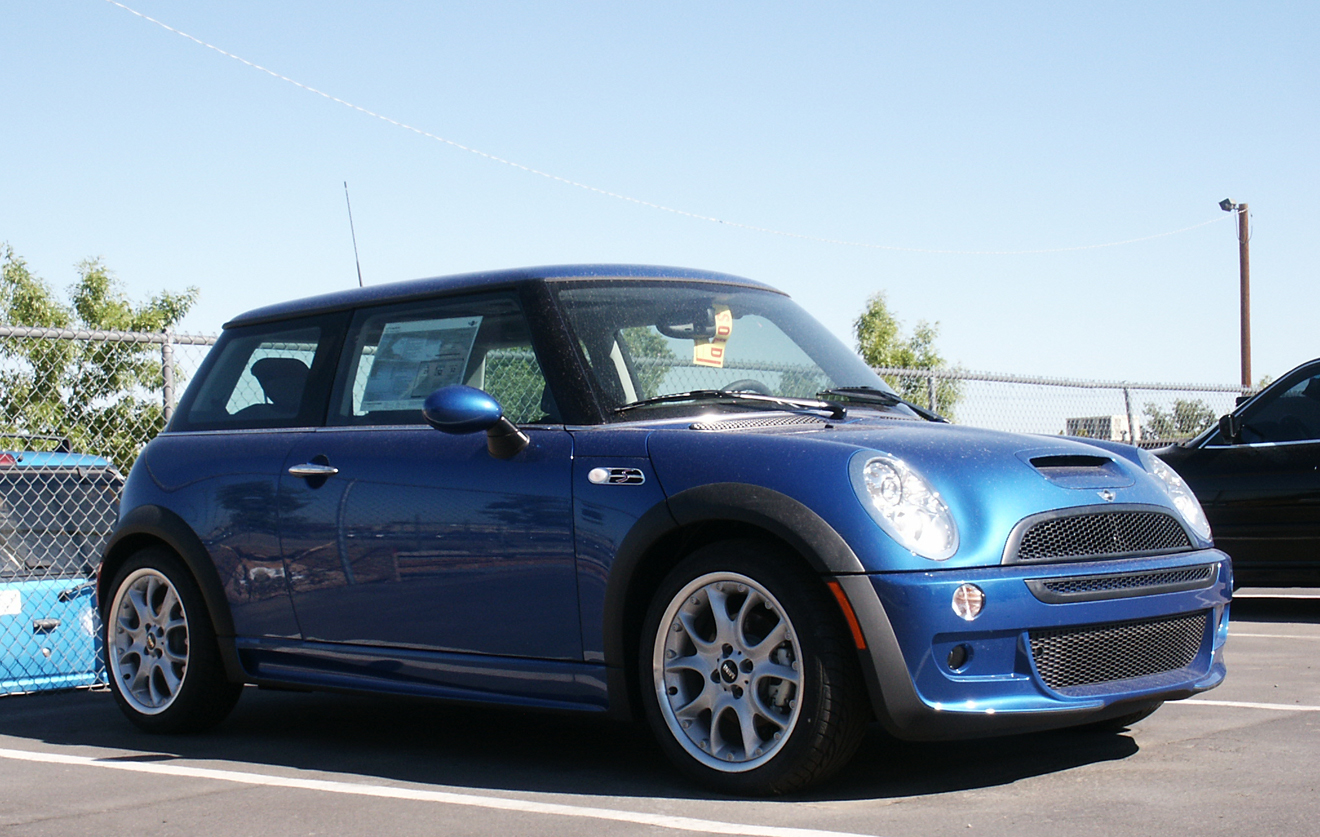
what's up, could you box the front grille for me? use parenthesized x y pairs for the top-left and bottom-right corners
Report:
(1029, 611), (1208, 691)
(1011, 510), (1192, 563)
(1028, 564), (1216, 603)
(689, 415), (827, 432)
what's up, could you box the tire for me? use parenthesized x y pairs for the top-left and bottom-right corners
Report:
(638, 540), (868, 795)
(1081, 702), (1163, 733)
(104, 547), (243, 733)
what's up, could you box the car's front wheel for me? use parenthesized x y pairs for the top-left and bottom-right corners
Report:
(104, 548), (242, 733)
(639, 540), (868, 794)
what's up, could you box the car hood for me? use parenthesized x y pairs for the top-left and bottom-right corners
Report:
(640, 413), (1194, 572)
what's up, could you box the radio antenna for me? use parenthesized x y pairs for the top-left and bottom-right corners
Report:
(343, 181), (364, 287)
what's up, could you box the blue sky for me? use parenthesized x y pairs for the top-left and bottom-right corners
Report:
(3, 1), (1316, 385)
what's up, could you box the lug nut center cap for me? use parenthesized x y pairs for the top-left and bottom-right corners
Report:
(719, 660), (739, 683)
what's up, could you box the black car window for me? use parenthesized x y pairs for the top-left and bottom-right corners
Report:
(174, 316), (343, 431)
(330, 293), (556, 426)
(1241, 372), (1320, 444)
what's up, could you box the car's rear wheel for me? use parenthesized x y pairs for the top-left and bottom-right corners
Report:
(639, 540), (867, 794)
(104, 548), (242, 733)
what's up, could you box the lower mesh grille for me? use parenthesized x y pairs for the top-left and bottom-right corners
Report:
(1029, 611), (1208, 691)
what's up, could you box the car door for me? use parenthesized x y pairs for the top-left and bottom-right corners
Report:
(162, 314), (345, 638)
(278, 292), (581, 660)
(1184, 362), (1320, 577)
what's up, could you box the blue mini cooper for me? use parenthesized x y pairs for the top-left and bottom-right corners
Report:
(100, 265), (1229, 793)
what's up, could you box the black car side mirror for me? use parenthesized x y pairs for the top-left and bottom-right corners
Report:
(1218, 413), (1242, 445)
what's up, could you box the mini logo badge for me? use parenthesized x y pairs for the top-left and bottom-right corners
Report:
(1098, 489), (1116, 502)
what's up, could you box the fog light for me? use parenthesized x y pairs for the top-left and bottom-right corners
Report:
(947, 644), (972, 671)
(952, 584), (984, 621)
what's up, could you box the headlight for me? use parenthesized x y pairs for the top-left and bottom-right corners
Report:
(851, 453), (958, 560)
(1140, 449), (1213, 542)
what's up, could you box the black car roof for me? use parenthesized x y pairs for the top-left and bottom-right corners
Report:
(225, 264), (781, 328)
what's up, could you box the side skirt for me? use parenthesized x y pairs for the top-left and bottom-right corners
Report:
(235, 637), (611, 713)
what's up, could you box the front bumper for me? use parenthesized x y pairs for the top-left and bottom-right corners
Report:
(834, 548), (1231, 740)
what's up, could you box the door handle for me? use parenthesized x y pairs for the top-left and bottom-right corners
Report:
(288, 463), (340, 478)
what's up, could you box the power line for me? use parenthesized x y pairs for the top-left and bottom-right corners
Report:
(101, 0), (1234, 256)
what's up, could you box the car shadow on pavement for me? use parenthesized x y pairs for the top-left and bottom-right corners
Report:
(0, 685), (1140, 802)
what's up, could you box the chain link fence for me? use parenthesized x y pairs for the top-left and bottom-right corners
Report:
(873, 367), (1252, 447)
(1, 327), (213, 695)
(1, 327), (1251, 694)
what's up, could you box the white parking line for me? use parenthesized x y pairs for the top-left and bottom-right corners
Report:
(1229, 632), (1320, 640)
(1232, 592), (1320, 599)
(0, 747), (877, 837)
(1180, 699), (1320, 712)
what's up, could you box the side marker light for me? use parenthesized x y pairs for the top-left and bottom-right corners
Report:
(826, 581), (868, 650)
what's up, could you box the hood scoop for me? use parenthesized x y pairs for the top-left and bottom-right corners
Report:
(1022, 453), (1135, 489)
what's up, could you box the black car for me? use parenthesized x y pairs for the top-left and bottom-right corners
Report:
(1157, 357), (1320, 587)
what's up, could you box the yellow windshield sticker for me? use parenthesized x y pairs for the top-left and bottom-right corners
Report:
(693, 305), (733, 368)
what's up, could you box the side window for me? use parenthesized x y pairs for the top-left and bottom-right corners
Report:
(178, 322), (333, 430)
(1241, 373), (1320, 443)
(332, 294), (556, 426)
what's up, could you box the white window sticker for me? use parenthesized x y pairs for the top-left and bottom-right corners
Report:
(0, 589), (21, 617)
(360, 316), (482, 411)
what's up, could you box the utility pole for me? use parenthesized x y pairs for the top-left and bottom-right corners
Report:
(1220, 199), (1250, 387)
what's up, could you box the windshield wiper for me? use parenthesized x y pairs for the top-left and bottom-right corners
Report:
(816, 386), (947, 423)
(615, 389), (846, 419)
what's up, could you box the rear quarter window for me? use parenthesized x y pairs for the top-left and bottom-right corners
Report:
(171, 315), (345, 431)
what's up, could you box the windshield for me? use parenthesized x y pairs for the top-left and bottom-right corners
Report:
(555, 282), (908, 418)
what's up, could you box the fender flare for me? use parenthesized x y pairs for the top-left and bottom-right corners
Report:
(601, 482), (900, 719)
(99, 504), (245, 682)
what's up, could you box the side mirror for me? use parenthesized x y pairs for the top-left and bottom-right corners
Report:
(1218, 413), (1242, 445)
(422, 385), (529, 460)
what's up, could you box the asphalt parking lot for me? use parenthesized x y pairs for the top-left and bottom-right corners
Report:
(1, 589), (1315, 837)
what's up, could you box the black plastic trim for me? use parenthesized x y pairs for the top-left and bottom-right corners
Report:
(1025, 564), (1218, 604)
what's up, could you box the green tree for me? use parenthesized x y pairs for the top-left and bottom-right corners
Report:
(1, 245), (198, 469)
(1142, 398), (1217, 441)
(619, 326), (678, 398)
(853, 292), (962, 418)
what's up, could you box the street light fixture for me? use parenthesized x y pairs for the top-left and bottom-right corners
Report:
(1220, 198), (1251, 387)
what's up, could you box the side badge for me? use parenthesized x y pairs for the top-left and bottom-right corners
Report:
(588, 467), (646, 486)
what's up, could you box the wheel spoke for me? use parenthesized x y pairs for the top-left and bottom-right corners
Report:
(734, 698), (766, 756)
(706, 585), (738, 647)
(752, 691), (793, 729)
(732, 588), (763, 648)
(754, 661), (801, 688)
(709, 698), (735, 759)
(125, 587), (152, 627)
(157, 659), (183, 696)
(156, 587), (182, 623)
(746, 618), (789, 664)
(676, 608), (717, 656)
(674, 685), (714, 720)
(667, 651), (708, 676)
